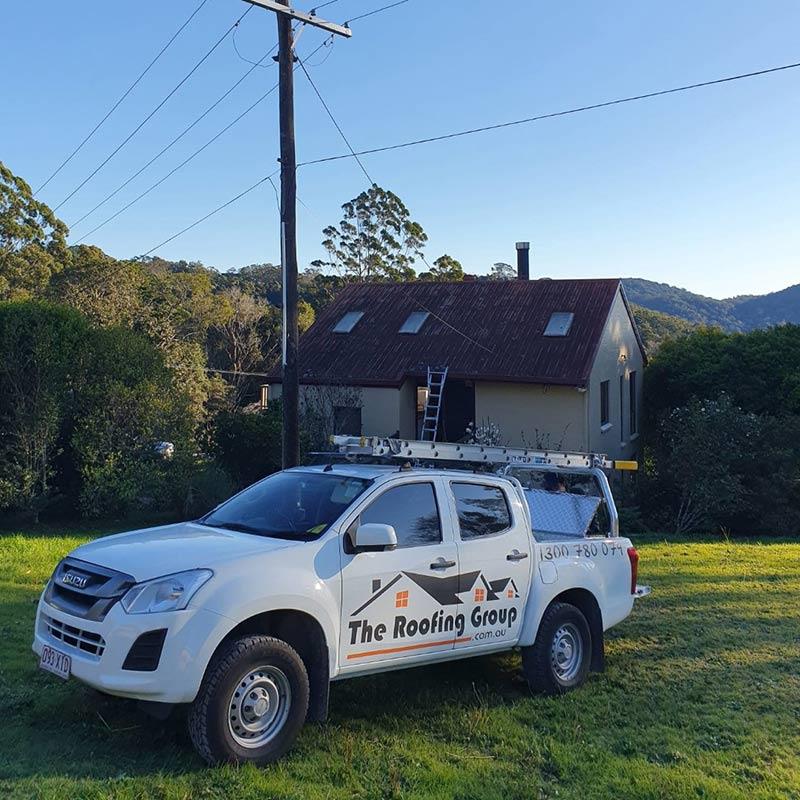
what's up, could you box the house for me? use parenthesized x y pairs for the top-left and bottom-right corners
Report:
(270, 244), (646, 460)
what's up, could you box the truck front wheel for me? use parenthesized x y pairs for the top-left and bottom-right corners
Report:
(188, 635), (309, 765)
(522, 602), (592, 695)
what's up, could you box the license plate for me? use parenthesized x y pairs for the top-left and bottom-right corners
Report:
(39, 644), (71, 680)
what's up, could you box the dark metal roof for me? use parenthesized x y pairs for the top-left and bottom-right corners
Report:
(277, 279), (635, 387)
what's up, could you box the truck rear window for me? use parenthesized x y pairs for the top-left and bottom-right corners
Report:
(451, 483), (512, 539)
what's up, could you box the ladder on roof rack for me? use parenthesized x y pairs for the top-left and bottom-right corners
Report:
(420, 366), (448, 441)
(330, 435), (639, 471)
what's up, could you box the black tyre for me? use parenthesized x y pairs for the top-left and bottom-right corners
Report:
(522, 602), (592, 696)
(188, 635), (309, 765)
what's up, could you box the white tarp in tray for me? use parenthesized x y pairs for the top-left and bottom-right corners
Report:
(524, 489), (602, 536)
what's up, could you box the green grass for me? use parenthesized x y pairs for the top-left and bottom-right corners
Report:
(1, 526), (799, 800)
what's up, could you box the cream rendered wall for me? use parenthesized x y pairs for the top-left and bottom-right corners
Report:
(587, 288), (645, 461)
(474, 382), (588, 450)
(361, 386), (403, 436)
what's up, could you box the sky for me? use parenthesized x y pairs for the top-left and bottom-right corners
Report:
(2, 0), (799, 299)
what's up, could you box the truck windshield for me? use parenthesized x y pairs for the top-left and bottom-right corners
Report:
(199, 471), (372, 541)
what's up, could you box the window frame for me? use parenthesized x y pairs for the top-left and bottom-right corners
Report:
(449, 480), (515, 541)
(600, 379), (610, 428)
(629, 370), (638, 436)
(344, 479), (444, 551)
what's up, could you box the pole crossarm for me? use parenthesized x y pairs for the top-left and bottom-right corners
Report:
(242, 0), (352, 36)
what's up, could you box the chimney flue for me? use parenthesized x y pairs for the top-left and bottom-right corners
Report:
(515, 241), (530, 280)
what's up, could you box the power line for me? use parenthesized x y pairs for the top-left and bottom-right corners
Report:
(75, 37), (332, 243)
(297, 56), (374, 184)
(299, 59), (800, 168)
(141, 170), (279, 257)
(34, 0), (210, 195)
(344, 0), (409, 24)
(75, 81), (280, 243)
(70, 41), (280, 230)
(232, 25), (273, 68)
(52, 5), (255, 213)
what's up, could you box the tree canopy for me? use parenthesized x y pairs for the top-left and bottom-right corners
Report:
(0, 162), (69, 300)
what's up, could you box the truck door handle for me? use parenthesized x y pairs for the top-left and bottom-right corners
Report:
(506, 550), (529, 562)
(430, 558), (456, 570)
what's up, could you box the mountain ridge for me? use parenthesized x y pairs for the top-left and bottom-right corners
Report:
(622, 278), (800, 332)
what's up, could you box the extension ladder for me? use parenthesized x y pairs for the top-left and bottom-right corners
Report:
(420, 366), (448, 441)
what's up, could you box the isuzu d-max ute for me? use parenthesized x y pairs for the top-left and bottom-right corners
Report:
(33, 437), (649, 765)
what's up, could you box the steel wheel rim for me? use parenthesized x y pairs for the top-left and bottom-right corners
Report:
(550, 622), (583, 682)
(227, 665), (292, 748)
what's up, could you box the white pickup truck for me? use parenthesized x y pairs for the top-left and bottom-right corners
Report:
(33, 438), (649, 766)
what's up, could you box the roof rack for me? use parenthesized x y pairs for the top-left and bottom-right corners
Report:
(329, 436), (638, 471)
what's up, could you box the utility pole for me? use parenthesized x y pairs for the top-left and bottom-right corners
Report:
(244, 0), (351, 468)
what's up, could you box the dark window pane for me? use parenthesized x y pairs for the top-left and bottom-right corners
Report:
(360, 483), (441, 547)
(600, 380), (610, 426)
(629, 371), (638, 434)
(452, 483), (512, 539)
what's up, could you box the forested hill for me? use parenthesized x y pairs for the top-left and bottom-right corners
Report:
(622, 278), (800, 332)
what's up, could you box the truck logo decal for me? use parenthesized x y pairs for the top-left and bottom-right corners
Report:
(61, 571), (89, 589)
(351, 570), (517, 616)
(346, 570), (521, 657)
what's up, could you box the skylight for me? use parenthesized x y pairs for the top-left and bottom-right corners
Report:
(333, 311), (364, 334)
(399, 310), (430, 334)
(543, 312), (574, 337)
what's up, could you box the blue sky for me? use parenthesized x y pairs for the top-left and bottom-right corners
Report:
(3, 0), (799, 298)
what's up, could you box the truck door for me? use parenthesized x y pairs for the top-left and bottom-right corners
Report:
(338, 479), (462, 670)
(447, 479), (531, 650)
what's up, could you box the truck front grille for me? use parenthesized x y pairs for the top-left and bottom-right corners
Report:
(45, 557), (135, 621)
(42, 613), (106, 658)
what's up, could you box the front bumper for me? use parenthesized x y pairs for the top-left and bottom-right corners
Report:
(32, 593), (231, 704)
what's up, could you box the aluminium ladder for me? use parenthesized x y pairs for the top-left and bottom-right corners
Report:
(329, 435), (639, 472)
(420, 366), (448, 441)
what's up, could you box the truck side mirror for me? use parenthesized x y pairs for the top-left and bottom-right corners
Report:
(353, 523), (398, 553)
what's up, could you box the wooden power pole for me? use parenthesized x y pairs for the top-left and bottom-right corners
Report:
(244, 0), (351, 468)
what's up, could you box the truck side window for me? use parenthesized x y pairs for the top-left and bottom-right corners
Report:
(356, 483), (442, 548)
(452, 483), (512, 539)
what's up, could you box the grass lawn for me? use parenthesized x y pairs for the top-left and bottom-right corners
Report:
(1, 525), (799, 800)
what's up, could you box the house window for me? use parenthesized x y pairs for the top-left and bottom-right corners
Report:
(399, 311), (429, 334)
(629, 371), (638, 435)
(543, 312), (574, 337)
(358, 482), (442, 548)
(474, 587), (485, 602)
(619, 375), (625, 442)
(334, 406), (362, 435)
(452, 483), (512, 539)
(600, 380), (610, 427)
(333, 311), (364, 333)
(395, 590), (409, 609)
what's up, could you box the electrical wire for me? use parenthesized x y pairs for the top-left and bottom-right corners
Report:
(233, 25), (273, 68)
(69, 40), (280, 230)
(297, 56), (373, 184)
(53, 5), (255, 213)
(141, 170), (280, 256)
(75, 81), (280, 243)
(300, 59), (800, 168)
(35, 0), (210, 195)
(75, 37), (331, 243)
(344, 0), (409, 24)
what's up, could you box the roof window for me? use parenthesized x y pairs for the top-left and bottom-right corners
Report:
(399, 310), (430, 334)
(333, 311), (364, 334)
(543, 312), (574, 337)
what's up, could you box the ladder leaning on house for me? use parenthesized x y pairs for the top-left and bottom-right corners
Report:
(420, 366), (449, 441)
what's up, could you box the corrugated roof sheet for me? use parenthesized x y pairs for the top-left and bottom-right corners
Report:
(278, 278), (626, 387)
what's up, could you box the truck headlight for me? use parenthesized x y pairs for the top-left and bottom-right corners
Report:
(120, 570), (213, 614)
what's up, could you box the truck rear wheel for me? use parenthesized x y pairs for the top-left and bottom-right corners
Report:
(188, 635), (309, 765)
(522, 602), (591, 695)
